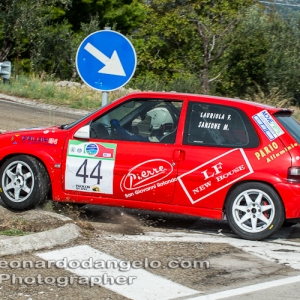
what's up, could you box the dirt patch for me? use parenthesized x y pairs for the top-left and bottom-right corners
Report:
(91, 212), (145, 235)
(0, 204), (72, 235)
(86, 235), (297, 294)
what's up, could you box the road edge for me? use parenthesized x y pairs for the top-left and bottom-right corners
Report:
(0, 93), (88, 116)
(0, 223), (81, 257)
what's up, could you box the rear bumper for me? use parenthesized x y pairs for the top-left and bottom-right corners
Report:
(274, 182), (300, 219)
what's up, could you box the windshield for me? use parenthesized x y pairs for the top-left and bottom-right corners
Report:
(62, 108), (101, 130)
(275, 112), (300, 143)
(61, 97), (125, 129)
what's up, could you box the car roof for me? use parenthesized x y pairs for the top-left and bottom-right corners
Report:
(124, 92), (293, 115)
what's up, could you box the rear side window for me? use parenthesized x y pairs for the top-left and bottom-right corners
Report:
(275, 113), (300, 143)
(183, 102), (259, 148)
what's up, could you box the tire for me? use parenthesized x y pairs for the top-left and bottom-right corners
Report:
(0, 155), (50, 210)
(225, 182), (284, 240)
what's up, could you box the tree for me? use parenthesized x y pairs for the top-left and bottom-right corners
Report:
(264, 9), (300, 102)
(132, 0), (201, 88)
(217, 5), (270, 96)
(31, 15), (103, 79)
(133, 0), (257, 94)
(0, 0), (145, 79)
(219, 5), (300, 102)
(0, 0), (22, 61)
(57, 0), (146, 34)
(0, 0), (71, 70)
(187, 0), (258, 94)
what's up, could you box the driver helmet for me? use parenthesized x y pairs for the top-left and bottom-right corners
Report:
(147, 107), (173, 130)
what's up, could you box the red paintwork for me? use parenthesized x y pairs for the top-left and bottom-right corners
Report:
(1, 92), (300, 219)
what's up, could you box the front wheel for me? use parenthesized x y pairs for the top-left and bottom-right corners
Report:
(0, 155), (50, 210)
(225, 182), (284, 240)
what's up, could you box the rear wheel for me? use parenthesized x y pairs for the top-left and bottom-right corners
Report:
(0, 155), (50, 210)
(225, 182), (284, 240)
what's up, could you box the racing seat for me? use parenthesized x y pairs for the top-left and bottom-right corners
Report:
(160, 128), (177, 144)
(131, 126), (139, 135)
(90, 123), (110, 139)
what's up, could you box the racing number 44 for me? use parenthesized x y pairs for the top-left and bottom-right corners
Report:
(76, 159), (102, 184)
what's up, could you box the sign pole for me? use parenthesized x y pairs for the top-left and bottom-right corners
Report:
(101, 27), (111, 107)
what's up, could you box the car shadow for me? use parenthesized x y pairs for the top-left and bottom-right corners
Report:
(76, 204), (235, 237)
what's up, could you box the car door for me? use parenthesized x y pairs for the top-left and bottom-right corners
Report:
(63, 97), (184, 204)
(173, 101), (260, 210)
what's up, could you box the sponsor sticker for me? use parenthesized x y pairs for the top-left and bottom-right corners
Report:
(65, 140), (116, 194)
(48, 138), (58, 145)
(86, 143), (99, 156)
(178, 148), (253, 204)
(11, 135), (58, 145)
(254, 142), (298, 163)
(120, 159), (173, 192)
(253, 110), (284, 141)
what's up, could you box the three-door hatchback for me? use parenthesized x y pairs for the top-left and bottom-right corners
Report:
(1, 92), (300, 240)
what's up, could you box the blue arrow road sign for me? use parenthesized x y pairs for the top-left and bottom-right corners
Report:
(76, 30), (137, 91)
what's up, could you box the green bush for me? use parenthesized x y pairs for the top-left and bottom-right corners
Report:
(129, 75), (202, 94)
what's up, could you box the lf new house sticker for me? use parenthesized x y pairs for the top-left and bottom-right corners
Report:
(65, 140), (117, 194)
(178, 148), (253, 204)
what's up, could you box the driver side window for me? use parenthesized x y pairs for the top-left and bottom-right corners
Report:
(90, 99), (183, 144)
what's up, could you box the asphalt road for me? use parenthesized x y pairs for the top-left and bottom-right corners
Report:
(1, 96), (300, 299)
(0, 99), (80, 131)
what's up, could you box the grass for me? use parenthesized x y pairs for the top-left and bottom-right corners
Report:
(245, 84), (294, 108)
(0, 217), (28, 234)
(0, 75), (131, 110)
(1, 75), (299, 119)
(245, 84), (300, 120)
(0, 229), (28, 236)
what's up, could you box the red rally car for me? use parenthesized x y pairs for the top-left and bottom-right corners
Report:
(1, 91), (300, 240)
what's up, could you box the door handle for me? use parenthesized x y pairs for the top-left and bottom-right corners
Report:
(173, 149), (185, 162)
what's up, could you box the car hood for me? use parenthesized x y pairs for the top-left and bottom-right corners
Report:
(0, 126), (60, 135)
(0, 125), (71, 151)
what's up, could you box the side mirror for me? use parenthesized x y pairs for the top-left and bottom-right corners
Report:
(74, 125), (90, 139)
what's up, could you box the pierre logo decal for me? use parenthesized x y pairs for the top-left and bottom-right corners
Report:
(120, 159), (173, 192)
